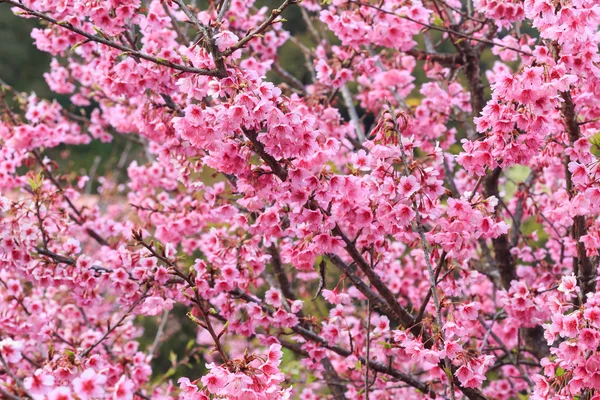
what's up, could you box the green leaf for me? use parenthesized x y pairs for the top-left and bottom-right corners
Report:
(589, 132), (600, 148)
(355, 360), (362, 370)
(71, 41), (84, 52)
(186, 311), (202, 325)
(185, 339), (195, 352)
(65, 349), (75, 363)
(28, 170), (44, 191)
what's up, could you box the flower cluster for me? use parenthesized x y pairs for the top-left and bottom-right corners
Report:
(0, 0), (599, 398)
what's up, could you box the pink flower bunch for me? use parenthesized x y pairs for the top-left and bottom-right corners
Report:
(0, 0), (599, 398)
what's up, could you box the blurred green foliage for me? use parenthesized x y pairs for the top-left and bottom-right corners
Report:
(0, 10), (51, 96)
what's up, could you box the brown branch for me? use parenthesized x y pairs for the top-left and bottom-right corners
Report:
(328, 254), (414, 331)
(159, 93), (184, 117)
(312, 258), (327, 301)
(460, 41), (486, 118)
(162, 2), (187, 43)
(550, 42), (596, 297)
(406, 48), (461, 67)
(35, 247), (76, 265)
(330, 226), (421, 339)
(266, 246), (347, 398)
(415, 252), (447, 324)
(1, 0), (226, 77)
(291, 324), (439, 397)
(244, 129), (289, 181)
(483, 168), (516, 289)
(272, 62), (307, 93)
(31, 150), (110, 247)
(238, 92), (487, 400)
(0, 386), (23, 400)
(578, 116), (600, 126)
(365, 302), (372, 400)
(80, 289), (149, 358)
(0, 353), (32, 399)
(171, 0), (226, 75)
(232, 289), (438, 398)
(34, 197), (49, 249)
(221, 0), (297, 57)
(328, 245), (488, 400)
(509, 171), (536, 247)
(0, 278), (31, 316)
(239, 246), (486, 399)
(346, 0), (533, 56)
(321, 357), (348, 400)
(217, 0), (232, 21)
(561, 89), (595, 296)
(268, 245), (296, 302)
(470, 56), (546, 359)
(135, 234), (230, 363)
(149, 310), (170, 358)
(477, 316), (533, 388)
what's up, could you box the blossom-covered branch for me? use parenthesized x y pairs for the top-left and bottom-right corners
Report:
(0, 0), (599, 398)
(0, 0), (227, 77)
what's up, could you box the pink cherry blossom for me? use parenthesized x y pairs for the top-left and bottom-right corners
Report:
(0, 339), (23, 363)
(0, 0), (599, 398)
(72, 369), (107, 400)
(24, 369), (55, 397)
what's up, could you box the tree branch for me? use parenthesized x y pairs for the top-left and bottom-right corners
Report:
(221, 0), (297, 57)
(1, 0), (226, 77)
(330, 226), (419, 337)
(267, 246), (347, 398)
(32, 150), (110, 247)
(483, 167), (516, 289)
(232, 289), (439, 398)
(347, 0), (533, 56)
(244, 129), (289, 181)
(80, 289), (149, 358)
(550, 42), (595, 297)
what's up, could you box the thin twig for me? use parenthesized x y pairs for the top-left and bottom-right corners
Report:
(341, 84), (366, 142)
(149, 310), (169, 358)
(271, 62), (306, 93)
(135, 234), (230, 363)
(365, 301), (371, 400)
(0, 0), (225, 77)
(0, 386), (22, 400)
(392, 106), (456, 400)
(477, 316), (533, 388)
(0, 353), (32, 399)
(85, 156), (101, 195)
(231, 288), (440, 398)
(217, 0), (231, 22)
(347, 0), (533, 56)
(80, 290), (149, 358)
(31, 150), (110, 247)
(221, 0), (297, 57)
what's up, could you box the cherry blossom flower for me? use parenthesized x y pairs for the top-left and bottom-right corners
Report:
(72, 369), (107, 400)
